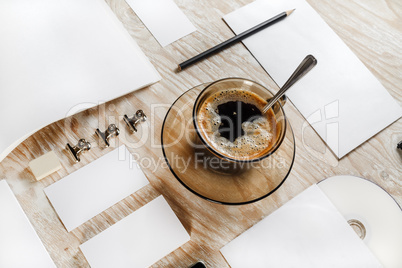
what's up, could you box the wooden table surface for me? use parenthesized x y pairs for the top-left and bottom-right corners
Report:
(0, 0), (401, 267)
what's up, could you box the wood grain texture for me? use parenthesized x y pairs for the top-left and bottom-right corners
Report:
(0, 0), (401, 267)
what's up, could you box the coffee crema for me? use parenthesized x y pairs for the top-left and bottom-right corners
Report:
(197, 89), (277, 161)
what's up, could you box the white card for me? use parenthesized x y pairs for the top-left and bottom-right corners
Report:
(224, 0), (401, 158)
(220, 184), (382, 268)
(0, 180), (56, 268)
(80, 195), (190, 268)
(125, 0), (196, 47)
(45, 145), (149, 231)
(0, 0), (161, 162)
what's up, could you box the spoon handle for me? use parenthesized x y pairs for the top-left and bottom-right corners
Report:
(262, 54), (317, 113)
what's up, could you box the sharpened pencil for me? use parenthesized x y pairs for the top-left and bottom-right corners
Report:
(178, 9), (295, 71)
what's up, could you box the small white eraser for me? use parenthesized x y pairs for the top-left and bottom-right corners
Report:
(29, 151), (62, 181)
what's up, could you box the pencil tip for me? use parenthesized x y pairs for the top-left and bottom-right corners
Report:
(286, 9), (295, 16)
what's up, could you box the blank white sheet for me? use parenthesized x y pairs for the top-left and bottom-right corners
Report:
(0, 0), (161, 162)
(0, 180), (56, 268)
(224, 0), (401, 158)
(125, 0), (196, 46)
(44, 145), (149, 232)
(80, 195), (190, 268)
(220, 184), (382, 268)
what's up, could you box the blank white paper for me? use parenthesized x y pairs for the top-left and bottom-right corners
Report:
(319, 175), (402, 268)
(125, 0), (196, 47)
(0, 180), (56, 268)
(80, 195), (190, 268)
(220, 184), (382, 268)
(224, 0), (401, 158)
(0, 0), (161, 162)
(44, 146), (149, 232)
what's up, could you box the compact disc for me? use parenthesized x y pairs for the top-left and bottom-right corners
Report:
(318, 175), (402, 268)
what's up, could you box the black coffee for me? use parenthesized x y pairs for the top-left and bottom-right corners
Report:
(197, 89), (276, 161)
(217, 101), (262, 142)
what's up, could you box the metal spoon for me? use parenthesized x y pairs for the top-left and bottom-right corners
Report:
(262, 54), (317, 114)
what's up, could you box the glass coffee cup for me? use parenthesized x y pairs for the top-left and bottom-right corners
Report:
(192, 77), (287, 174)
(161, 77), (295, 204)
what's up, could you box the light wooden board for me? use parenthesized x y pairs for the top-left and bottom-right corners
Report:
(0, 0), (400, 267)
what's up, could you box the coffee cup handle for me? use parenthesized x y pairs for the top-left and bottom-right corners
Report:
(278, 95), (287, 107)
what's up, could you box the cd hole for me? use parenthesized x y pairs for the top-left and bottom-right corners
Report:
(348, 219), (366, 240)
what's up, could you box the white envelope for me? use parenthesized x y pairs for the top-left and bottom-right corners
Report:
(220, 184), (382, 268)
(223, 0), (401, 158)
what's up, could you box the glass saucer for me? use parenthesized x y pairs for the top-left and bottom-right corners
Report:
(161, 83), (296, 205)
